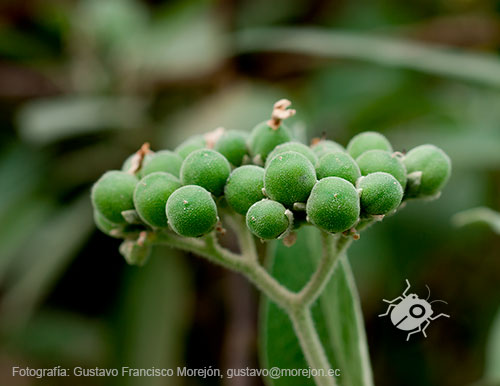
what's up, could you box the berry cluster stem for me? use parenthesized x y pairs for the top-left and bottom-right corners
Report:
(149, 221), (360, 386)
(296, 232), (352, 308)
(289, 308), (336, 386)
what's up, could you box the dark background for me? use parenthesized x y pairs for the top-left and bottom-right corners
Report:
(0, 0), (499, 385)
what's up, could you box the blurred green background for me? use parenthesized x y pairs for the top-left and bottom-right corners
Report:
(1, 0), (500, 385)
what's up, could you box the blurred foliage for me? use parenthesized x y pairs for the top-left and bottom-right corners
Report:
(262, 227), (372, 386)
(1, 0), (500, 385)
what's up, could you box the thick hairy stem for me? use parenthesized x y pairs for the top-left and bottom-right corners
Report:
(240, 262), (296, 309)
(153, 229), (295, 309)
(153, 227), (356, 386)
(224, 212), (258, 262)
(289, 308), (337, 386)
(152, 231), (244, 271)
(297, 233), (351, 307)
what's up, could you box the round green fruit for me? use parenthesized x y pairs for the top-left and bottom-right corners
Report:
(94, 210), (122, 237)
(180, 149), (231, 196)
(247, 121), (292, 162)
(311, 140), (344, 159)
(356, 150), (407, 189)
(306, 177), (360, 233)
(214, 130), (248, 166)
(121, 153), (135, 172)
(357, 172), (403, 215)
(316, 151), (360, 185)
(174, 135), (206, 159)
(91, 171), (138, 224)
(266, 141), (318, 167)
(246, 199), (289, 240)
(224, 165), (265, 215)
(140, 150), (183, 178)
(264, 151), (316, 207)
(166, 185), (218, 237)
(134, 172), (182, 228)
(403, 144), (451, 198)
(347, 131), (393, 159)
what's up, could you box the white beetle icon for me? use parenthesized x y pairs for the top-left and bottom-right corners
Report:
(379, 279), (450, 341)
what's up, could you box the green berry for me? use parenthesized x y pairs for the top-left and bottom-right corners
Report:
(247, 121), (292, 162)
(224, 165), (265, 215)
(316, 151), (360, 185)
(356, 150), (407, 189)
(246, 199), (289, 239)
(357, 172), (403, 215)
(121, 154), (134, 172)
(306, 177), (360, 233)
(94, 210), (122, 237)
(265, 142), (318, 167)
(166, 185), (218, 237)
(347, 131), (393, 159)
(403, 144), (451, 198)
(133, 172), (182, 228)
(91, 171), (138, 224)
(140, 150), (183, 178)
(180, 149), (231, 196)
(94, 209), (144, 238)
(264, 151), (316, 207)
(311, 140), (344, 159)
(214, 131), (248, 166)
(174, 135), (206, 159)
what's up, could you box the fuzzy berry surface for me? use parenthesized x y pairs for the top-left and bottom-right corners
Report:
(246, 199), (289, 240)
(347, 131), (393, 159)
(214, 130), (248, 167)
(166, 185), (218, 237)
(266, 142), (318, 167)
(306, 177), (360, 233)
(140, 150), (183, 178)
(134, 172), (182, 228)
(264, 151), (317, 207)
(357, 172), (403, 215)
(356, 150), (407, 189)
(315, 151), (361, 185)
(180, 149), (231, 196)
(224, 165), (265, 215)
(247, 121), (292, 162)
(403, 144), (451, 198)
(91, 171), (138, 224)
(174, 135), (206, 159)
(311, 139), (344, 159)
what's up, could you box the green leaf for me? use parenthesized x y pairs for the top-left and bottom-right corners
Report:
(0, 195), (94, 330)
(113, 2), (226, 81)
(451, 207), (500, 234)
(260, 226), (373, 386)
(17, 96), (148, 144)
(77, 0), (149, 47)
(117, 247), (194, 386)
(486, 307), (500, 382)
(4, 310), (110, 366)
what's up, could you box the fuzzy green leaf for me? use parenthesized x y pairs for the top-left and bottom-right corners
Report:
(260, 226), (373, 386)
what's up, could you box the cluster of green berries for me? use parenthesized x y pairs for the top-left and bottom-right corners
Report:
(91, 99), (451, 264)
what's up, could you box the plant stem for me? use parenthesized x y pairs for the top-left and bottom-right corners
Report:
(297, 233), (351, 308)
(151, 225), (356, 386)
(289, 308), (337, 386)
(152, 229), (295, 309)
